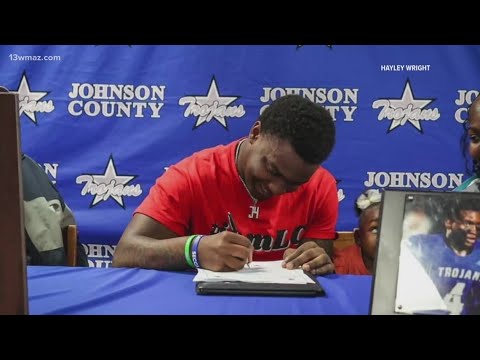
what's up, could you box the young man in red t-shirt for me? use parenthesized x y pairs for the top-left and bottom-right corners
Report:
(113, 94), (338, 275)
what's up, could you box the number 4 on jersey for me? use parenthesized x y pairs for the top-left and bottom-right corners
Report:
(443, 282), (465, 315)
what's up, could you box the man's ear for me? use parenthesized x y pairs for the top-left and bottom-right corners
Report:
(353, 228), (361, 246)
(249, 121), (261, 143)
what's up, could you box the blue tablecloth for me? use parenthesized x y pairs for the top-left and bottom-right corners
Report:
(27, 266), (372, 315)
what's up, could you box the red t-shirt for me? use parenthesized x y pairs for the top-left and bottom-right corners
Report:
(333, 245), (369, 275)
(135, 139), (338, 261)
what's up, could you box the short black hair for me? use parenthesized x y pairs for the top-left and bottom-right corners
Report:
(259, 94), (335, 164)
(449, 195), (480, 222)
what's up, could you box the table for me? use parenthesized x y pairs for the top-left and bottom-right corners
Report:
(27, 266), (372, 315)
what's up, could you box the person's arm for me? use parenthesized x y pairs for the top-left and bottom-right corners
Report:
(113, 157), (254, 271)
(113, 214), (253, 271)
(282, 171), (338, 275)
(112, 213), (191, 270)
(113, 162), (196, 270)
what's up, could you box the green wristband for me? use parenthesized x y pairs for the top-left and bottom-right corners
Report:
(184, 235), (196, 268)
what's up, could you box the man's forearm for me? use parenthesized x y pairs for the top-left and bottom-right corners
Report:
(112, 235), (191, 270)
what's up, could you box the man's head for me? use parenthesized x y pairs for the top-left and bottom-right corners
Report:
(463, 95), (480, 176)
(241, 95), (335, 201)
(354, 204), (380, 262)
(468, 96), (480, 161)
(445, 196), (480, 255)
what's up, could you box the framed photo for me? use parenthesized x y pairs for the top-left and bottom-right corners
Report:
(370, 190), (480, 315)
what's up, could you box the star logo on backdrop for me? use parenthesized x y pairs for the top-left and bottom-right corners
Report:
(372, 79), (439, 133)
(14, 72), (54, 125)
(178, 76), (246, 130)
(76, 155), (143, 209)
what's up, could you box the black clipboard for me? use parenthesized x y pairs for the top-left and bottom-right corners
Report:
(195, 273), (325, 297)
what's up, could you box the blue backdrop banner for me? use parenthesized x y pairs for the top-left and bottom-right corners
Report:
(1, 45), (478, 267)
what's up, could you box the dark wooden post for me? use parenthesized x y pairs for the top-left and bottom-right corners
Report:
(0, 86), (29, 315)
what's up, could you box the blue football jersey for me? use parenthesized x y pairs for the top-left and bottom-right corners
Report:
(405, 233), (480, 315)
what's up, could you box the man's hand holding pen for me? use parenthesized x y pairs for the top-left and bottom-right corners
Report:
(197, 231), (253, 272)
(193, 212), (252, 272)
(228, 212), (251, 268)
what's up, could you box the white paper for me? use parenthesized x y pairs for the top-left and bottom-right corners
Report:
(395, 243), (449, 315)
(193, 260), (315, 284)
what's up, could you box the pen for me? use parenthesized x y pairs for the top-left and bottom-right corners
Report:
(227, 212), (251, 268)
